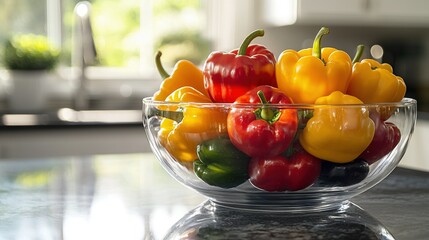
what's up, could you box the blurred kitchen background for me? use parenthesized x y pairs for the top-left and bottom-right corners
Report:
(0, 0), (428, 170)
(1, 0), (428, 113)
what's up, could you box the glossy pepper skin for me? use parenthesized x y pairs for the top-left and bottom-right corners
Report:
(158, 87), (228, 162)
(276, 27), (352, 104)
(359, 110), (401, 164)
(153, 51), (208, 101)
(347, 45), (406, 104)
(299, 91), (375, 163)
(227, 85), (298, 158)
(194, 137), (251, 188)
(317, 159), (369, 187)
(248, 144), (321, 192)
(203, 29), (277, 103)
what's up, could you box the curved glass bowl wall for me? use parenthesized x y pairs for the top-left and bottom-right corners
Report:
(143, 97), (417, 212)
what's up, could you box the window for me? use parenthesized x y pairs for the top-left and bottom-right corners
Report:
(0, 0), (257, 107)
(63, 0), (211, 71)
(1, 0), (212, 72)
(0, 0), (48, 51)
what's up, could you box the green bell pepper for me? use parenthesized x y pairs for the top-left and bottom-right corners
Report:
(194, 136), (250, 188)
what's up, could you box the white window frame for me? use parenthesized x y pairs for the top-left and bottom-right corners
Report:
(44, 0), (258, 99)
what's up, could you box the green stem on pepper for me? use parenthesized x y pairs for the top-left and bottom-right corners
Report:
(147, 107), (184, 123)
(351, 44), (378, 70)
(155, 51), (170, 80)
(238, 29), (264, 56)
(255, 90), (281, 124)
(352, 44), (365, 64)
(312, 27), (330, 62)
(298, 109), (313, 129)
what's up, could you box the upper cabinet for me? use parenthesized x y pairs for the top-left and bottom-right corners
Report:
(261, 0), (429, 27)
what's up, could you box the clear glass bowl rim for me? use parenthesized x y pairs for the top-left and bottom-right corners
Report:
(142, 97), (417, 108)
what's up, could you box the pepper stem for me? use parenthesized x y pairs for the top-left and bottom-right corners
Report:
(155, 51), (170, 80)
(352, 44), (365, 64)
(312, 27), (330, 60)
(147, 107), (184, 123)
(257, 90), (275, 120)
(238, 29), (264, 56)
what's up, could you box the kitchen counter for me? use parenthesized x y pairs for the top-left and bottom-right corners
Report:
(0, 109), (147, 159)
(0, 153), (428, 240)
(0, 109), (142, 128)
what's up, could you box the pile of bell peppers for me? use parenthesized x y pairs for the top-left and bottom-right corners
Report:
(148, 27), (407, 192)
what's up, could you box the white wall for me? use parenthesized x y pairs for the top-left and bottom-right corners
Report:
(400, 119), (429, 171)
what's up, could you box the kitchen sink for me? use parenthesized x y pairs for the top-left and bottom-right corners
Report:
(0, 96), (144, 127)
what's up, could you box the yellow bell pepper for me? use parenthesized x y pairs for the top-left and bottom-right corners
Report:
(276, 27), (352, 104)
(158, 86), (228, 162)
(299, 91), (375, 163)
(347, 45), (406, 103)
(152, 51), (208, 101)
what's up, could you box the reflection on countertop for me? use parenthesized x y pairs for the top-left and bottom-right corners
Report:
(166, 200), (394, 239)
(0, 153), (428, 239)
(0, 153), (205, 239)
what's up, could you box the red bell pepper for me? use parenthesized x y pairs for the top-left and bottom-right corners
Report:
(203, 29), (277, 103)
(248, 144), (321, 192)
(359, 111), (401, 164)
(227, 85), (298, 158)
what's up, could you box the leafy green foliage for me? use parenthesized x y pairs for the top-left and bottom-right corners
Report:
(90, 0), (140, 66)
(153, 0), (201, 14)
(155, 31), (211, 66)
(4, 34), (60, 70)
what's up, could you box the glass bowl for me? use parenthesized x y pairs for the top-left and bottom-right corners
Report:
(143, 97), (417, 212)
(164, 200), (394, 239)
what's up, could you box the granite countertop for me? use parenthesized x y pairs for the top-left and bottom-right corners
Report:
(169, 167), (428, 240)
(0, 153), (428, 240)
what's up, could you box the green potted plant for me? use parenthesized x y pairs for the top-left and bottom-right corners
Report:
(3, 34), (60, 112)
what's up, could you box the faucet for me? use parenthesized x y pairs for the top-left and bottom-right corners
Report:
(73, 1), (97, 110)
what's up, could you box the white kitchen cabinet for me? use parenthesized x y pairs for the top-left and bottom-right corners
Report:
(298, 0), (370, 24)
(261, 0), (429, 27)
(376, 0), (429, 20)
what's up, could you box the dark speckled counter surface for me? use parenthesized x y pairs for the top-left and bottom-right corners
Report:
(0, 153), (428, 239)
(353, 168), (429, 240)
